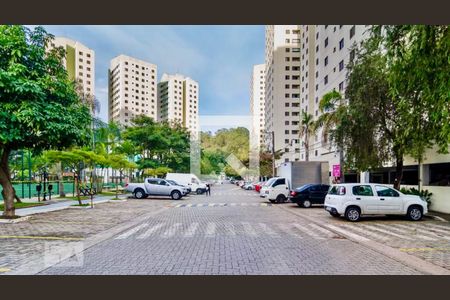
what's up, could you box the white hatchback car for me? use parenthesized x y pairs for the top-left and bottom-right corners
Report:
(324, 183), (428, 222)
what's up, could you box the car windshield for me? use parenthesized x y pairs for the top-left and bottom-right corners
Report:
(264, 178), (276, 186)
(167, 180), (178, 185)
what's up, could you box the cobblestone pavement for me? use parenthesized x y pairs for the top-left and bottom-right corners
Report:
(279, 202), (450, 270)
(38, 184), (422, 275)
(0, 197), (171, 273)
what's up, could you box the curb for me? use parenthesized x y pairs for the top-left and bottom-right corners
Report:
(5, 205), (170, 275)
(0, 216), (31, 224)
(276, 205), (450, 275)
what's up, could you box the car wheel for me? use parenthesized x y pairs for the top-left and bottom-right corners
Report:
(196, 188), (203, 194)
(345, 206), (361, 222)
(171, 190), (182, 200)
(302, 200), (312, 208)
(329, 212), (340, 218)
(276, 195), (286, 203)
(269, 199), (276, 204)
(407, 205), (423, 221)
(134, 188), (146, 199)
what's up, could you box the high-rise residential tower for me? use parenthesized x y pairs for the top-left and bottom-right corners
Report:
(52, 37), (95, 97)
(250, 64), (266, 147)
(108, 55), (158, 126)
(157, 73), (199, 138)
(264, 25), (302, 166)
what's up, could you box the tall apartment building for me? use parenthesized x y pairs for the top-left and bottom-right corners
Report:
(157, 73), (199, 139)
(108, 55), (158, 126)
(52, 37), (95, 97)
(264, 25), (302, 166)
(298, 25), (368, 167)
(250, 64), (266, 147)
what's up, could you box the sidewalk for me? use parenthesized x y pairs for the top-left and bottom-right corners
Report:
(11, 194), (128, 217)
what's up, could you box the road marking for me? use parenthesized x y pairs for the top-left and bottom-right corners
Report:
(422, 225), (450, 235)
(0, 235), (83, 241)
(115, 223), (148, 239)
(340, 224), (389, 241)
(292, 223), (324, 239)
(230, 203), (237, 206)
(359, 224), (415, 241)
(184, 222), (200, 237)
(208, 203), (215, 207)
(374, 223), (436, 241)
(426, 224), (450, 232)
(400, 247), (450, 253)
(393, 224), (449, 241)
(224, 223), (236, 235)
(242, 222), (257, 236)
(0, 267), (11, 273)
(258, 223), (278, 236)
(205, 222), (216, 236)
(186, 204), (193, 207)
(162, 223), (182, 238)
(326, 224), (370, 242)
(308, 223), (338, 238)
(277, 223), (302, 238)
(136, 223), (165, 239)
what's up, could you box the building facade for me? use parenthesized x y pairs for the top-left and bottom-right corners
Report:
(52, 37), (95, 97)
(250, 64), (266, 147)
(108, 55), (158, 126)
(157, 73), (199, 139)
(264, 25), (302, 166)
(297, 25), (368, 173)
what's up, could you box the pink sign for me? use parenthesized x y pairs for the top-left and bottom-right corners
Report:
(332, 165), (341, 177)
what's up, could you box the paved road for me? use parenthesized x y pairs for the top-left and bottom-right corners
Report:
(39, 184), (424, 275)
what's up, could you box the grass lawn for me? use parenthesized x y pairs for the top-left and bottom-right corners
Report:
(0, 202), (46, 211)
(71, 203), (91, 207)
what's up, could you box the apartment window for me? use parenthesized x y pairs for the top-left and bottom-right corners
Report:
(324, 37), (329, 47)
(285, 121), (290, 125)
(78, 51), (83, 55)
(285, 57), (290, 62)
(339, 60), (344, 71)
(87, 53), (91, 58)
(350, 25), (356, 39)
(324, 56), (328, 66)
(285, 39), (290, 43)
(285, 48), (290, 53)
(315, 71), (319, 78)
(316, 58), (319, 65)
(285, 93), (290, 98)
(339, 81), (344, 91)
(292, 48), (300, 52)
(285, 112), (290, 116)
(285, 84), (290, 89)
(285, 66), (290, 71)
(324, 75), (328, 85)
(285, 103), (290, 107)
(339, 38), (344, 50)
(350, 49), (356, 62)
(285, 29), (290, 34)
(316, 45), (319, 52)
(285, 75), (290, 80)
(316, 32), (319, 39)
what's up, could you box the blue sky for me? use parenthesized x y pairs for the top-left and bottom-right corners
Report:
(37, 25), (265, 123)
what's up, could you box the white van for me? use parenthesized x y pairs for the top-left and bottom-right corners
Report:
(260, 177), (290, 203)
(166, 173), (207, 194)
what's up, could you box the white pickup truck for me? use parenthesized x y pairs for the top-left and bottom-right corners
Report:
(125, 178), (188, 200)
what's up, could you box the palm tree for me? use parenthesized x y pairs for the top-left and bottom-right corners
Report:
(299, 112), (316, 161)
(313, 89), (347, 182)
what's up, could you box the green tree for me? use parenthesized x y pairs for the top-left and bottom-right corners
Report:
(0, 26), (91, 217)
(107, 154), (136, 199)
(314, 90), (348, 182)
(299, 112), (316, 162)
(373, 25), (450, 188)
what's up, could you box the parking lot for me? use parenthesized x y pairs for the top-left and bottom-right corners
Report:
(1, 183), (449, 275)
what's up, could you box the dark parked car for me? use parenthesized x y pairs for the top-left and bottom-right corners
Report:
(289, 184), (330, 208)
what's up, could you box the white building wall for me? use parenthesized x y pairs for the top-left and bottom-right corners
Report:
(265, 25), (302, 168)
(108, 55), (158, 126)
(250, 64), (266, 146)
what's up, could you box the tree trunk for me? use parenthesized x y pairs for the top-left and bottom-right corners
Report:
(0, 148), (15, 218)
(394, 153), (404, 190)
(75, 171), (82, 205)
(305, 132), (309, 162)
(59, 162), (65, 197)
(339, 145), (345, 183)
